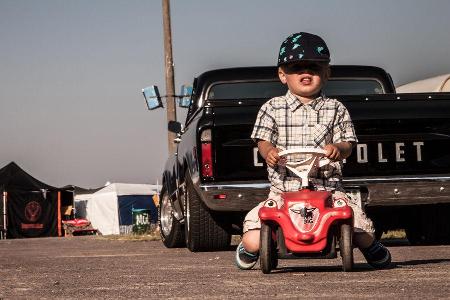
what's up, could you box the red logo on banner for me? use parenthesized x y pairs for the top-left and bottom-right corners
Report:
(21, 223), (44, 229)
(25, 201), (42, 222)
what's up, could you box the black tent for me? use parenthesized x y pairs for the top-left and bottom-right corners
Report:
(0, 162), (73, 239)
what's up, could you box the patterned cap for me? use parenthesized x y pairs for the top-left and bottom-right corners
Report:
(277, 32), (330, 66)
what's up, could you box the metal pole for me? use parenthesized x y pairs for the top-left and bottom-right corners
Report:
(57, 191), (62, 237)
(162, 0), (177, 155)
(3, 191), (7, 239)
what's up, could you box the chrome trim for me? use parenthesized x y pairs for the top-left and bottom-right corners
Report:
(160, 192), (174, 237)
(343, 176), (450, 182)
(200, 182), (270, 191)
(197, 176), (450, 210)
(200, 175), (450, 191)
(198, 185), (269, 211)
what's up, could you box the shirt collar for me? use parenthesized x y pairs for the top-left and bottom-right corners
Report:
(285, 90), (326, 112)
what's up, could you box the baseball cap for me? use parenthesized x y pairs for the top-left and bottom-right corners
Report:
(277, 32), (330, 66)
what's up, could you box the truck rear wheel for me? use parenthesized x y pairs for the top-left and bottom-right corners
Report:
(184, 180), (231, 252)
(159, 190), (185, 248)
(406, 204), (450, 245)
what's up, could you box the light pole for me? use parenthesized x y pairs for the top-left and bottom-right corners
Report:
(162, 0), (177, 154)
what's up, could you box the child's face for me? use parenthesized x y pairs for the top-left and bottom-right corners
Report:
(278, 62), (330, 99)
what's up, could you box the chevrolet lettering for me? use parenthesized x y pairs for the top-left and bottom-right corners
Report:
(354, 142), (424, 163)
(253, 141), (425, 166)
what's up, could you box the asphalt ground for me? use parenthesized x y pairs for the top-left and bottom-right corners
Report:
(0, 237), (449, 299)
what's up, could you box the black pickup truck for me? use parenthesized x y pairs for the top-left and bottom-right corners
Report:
(156, 65), (450, 251)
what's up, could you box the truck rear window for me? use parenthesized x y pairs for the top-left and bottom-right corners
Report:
(207, 79), (384, 99)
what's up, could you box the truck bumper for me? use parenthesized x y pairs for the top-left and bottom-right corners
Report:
(198, 181), (270, 212)
(345, 175), (450, 207)
(198, 175), (450, 212)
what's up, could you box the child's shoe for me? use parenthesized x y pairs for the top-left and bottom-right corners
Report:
(235, 242), (259, 270)
(361, 240), (392, 269)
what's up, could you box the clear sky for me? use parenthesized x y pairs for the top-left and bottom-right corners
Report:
(1, 0), (450, 188)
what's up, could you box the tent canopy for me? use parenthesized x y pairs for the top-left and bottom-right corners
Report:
(397, 74), (450, 93)
(86, 183), (159, 235)
(0, 162), (57, 191)
(0, 162), (73, 238)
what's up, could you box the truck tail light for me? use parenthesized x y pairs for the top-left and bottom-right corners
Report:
(201, 129), (213, 178)
(201, 143), (213, 177)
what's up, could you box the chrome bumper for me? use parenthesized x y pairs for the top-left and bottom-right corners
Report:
(346, 175), (450, 206)
(197, 175), (450, 212)
(198, 181), (270, 211)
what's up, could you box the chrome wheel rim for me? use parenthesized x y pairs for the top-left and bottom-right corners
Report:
(160, 193), (173, 237)
(185, 189), (190, 234)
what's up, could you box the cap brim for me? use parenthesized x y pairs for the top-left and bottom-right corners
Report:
(277, 58), (330, 66)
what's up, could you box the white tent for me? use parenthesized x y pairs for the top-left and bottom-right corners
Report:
(86, 183), (160, 235)
(74, 189), (98, 219)
(396, 74), (450, 93)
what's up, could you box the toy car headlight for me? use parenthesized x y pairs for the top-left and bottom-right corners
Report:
(264, 200), (277, 208)
(333, 199), (347, 208)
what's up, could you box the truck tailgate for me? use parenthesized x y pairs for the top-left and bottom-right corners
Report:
(212, 105), (267, 181)
(210, 95), (450, 182)
(343, 97), (450, 177)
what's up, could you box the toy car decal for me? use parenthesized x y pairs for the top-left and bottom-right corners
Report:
(333, 198), (347, 208)
(264, 200), (277, 208)
(289, 203), (319, 232)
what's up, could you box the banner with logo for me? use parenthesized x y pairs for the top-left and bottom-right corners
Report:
(6, 189), (58, 238)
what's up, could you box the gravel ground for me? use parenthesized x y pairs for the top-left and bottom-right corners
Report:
(0, 237), (449, 299)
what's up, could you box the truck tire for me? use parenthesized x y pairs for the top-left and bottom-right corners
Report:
(339, 223), (354, 272)
(406, 204), (450, 245)
(405, 225), (426, 245)
(184, 180), (231, 252)
(159, 189), (185, 248)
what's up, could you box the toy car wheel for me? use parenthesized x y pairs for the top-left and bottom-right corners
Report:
(159, 189), (185, 248)
(339, 223), (354, 272)
(260, 222), (277, 274)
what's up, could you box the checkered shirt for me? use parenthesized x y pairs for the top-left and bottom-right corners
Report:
(251, 90), (358, 192)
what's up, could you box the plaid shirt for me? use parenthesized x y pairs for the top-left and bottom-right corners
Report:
(251, 90), (358, 193)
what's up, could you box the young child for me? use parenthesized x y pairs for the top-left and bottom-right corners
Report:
(235, 32), (391, 270)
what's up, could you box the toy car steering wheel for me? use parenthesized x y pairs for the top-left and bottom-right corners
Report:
(278, 147), (331, 188)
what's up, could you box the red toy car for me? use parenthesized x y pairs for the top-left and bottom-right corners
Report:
(258, 148), (354, 273)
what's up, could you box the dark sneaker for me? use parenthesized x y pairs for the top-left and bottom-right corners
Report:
(361, 240), (392, 269)
(235, 242), (259, 270)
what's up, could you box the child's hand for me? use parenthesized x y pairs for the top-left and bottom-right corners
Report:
(324, 144), (341, 161)
(266, 147), (282, 168)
